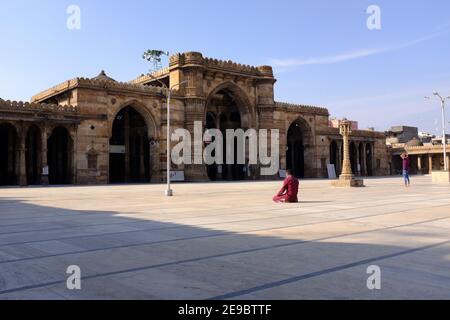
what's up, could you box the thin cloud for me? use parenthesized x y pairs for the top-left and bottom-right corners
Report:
(271, 31), (445, 68)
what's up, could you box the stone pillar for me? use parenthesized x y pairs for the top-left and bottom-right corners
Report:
(336, 141), (342, 175)
(9, 129), (17, 184)
(139, 134), (145, 181)
(69, 126), (77, 185)
(362, 143), (368, 176)
(332, 120), (364, 187)
(19, 128), (27, 186)
(417, 156), (423, 174)
(356, 143), (361, 176)
(428, 154), (433, 174)
(124, 110), (130, 182)
(41, 126), (49, 185)
(341, 128), (352, 176)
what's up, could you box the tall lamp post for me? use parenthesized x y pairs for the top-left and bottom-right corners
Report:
(165, 82), (187, 197)
(425, 92), (450, 172)
(142, 50), (187, 196)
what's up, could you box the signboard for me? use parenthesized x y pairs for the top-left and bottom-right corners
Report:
(110, 145), (125, 154)
(170, 171), (185, 182)
(327, 164), (337, 179)
(279, 170), (287, 178)
(42, 166), (49, 176)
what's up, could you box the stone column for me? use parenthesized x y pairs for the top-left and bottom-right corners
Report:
(428, 154), (433, 173)
(332, 119), (364, 187)
(356, 143), (361, 176)
(341, 126), (352, 177)
(19, 128), (27, 186)
(9, 129), (16, 183)
(362, 143), (368, 176)
(70, 126), (77, 185)
(124, 110), (130, 182)
(417, 156), (423, 174)
(337, 141), (342, 175)
(139, 134), (145, 181)
(41, 126), (49, 185)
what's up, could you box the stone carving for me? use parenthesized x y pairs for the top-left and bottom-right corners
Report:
(332, 119), (365, 187)
(0, 98), (77, 113)
(276, 102), (329, 115)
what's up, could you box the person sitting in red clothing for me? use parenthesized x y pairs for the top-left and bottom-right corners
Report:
(273, 169), (299, 203)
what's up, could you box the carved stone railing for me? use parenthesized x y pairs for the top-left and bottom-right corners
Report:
(168, 52), (274, 76)
(32, 77), (164, 102)
(276, 101), (329, 115)
(130, 67), (170, 85)
(0, 98), (78, 113)
(77, 77), (164, 93)
(204, 57), (259, 73)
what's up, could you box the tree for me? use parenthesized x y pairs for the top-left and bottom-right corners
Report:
(142, 50), (169, 72)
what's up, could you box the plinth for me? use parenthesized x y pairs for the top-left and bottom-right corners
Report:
(331, 174), (365, 188)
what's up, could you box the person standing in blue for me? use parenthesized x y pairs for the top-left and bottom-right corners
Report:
(401, 153), (411, 187)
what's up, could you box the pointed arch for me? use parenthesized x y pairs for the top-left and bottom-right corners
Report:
(205, 81), (254, 129)
(286, 117), (314, 178)
(109, 100), (158, 140)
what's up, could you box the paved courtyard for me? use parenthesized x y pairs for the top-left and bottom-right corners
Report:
(0, 176), (449, 300)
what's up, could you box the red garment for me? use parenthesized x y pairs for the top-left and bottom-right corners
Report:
(402, 157), (410, 170)
(273, 175), (299, 203)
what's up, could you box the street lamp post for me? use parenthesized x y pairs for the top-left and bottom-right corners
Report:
(142, 51), (189, 196)
(164, 82), (187, 197)
(425, 92), (450, 172)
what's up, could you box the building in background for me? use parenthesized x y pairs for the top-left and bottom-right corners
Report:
(386, 126), (419, 145)
(419, 131), (434, 144)
(387, 126), (449, 175)
(329, 117), (358, 131)
(0, 52), (390, 186)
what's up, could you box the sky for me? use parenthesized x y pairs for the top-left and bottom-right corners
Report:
(1, 0), (450, 133)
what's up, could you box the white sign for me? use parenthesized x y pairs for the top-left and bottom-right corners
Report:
(279, 170), (287, 178)
(327, 164), (337, 179)
(170, 171), (185, 182)
(110, 145), (125, 154)
(42, 166), (49, 176)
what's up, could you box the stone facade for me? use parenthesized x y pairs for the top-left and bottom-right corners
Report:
(0, 52), (390, 186)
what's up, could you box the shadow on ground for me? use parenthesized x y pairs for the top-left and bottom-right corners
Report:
(0, 198), (449, 300)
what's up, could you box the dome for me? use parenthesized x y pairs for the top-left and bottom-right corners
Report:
(91, 70), (117, 83)
(406, 138), (423, 147)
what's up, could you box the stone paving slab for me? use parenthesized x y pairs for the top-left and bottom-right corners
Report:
(0, 176), (449, 300)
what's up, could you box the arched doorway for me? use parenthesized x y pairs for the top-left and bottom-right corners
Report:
(350, 141), (357, 174)
(48, 126), (72, 185)
(287, 119), (312, 178)
(109, 106), (150, 183)
(0, 123), (18, 186)
(205, 87), (250, 181)
(26, 125), (41, 185)
(366, 143), (373, 176)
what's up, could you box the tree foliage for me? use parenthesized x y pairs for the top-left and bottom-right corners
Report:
(142, 50), (169, 72)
